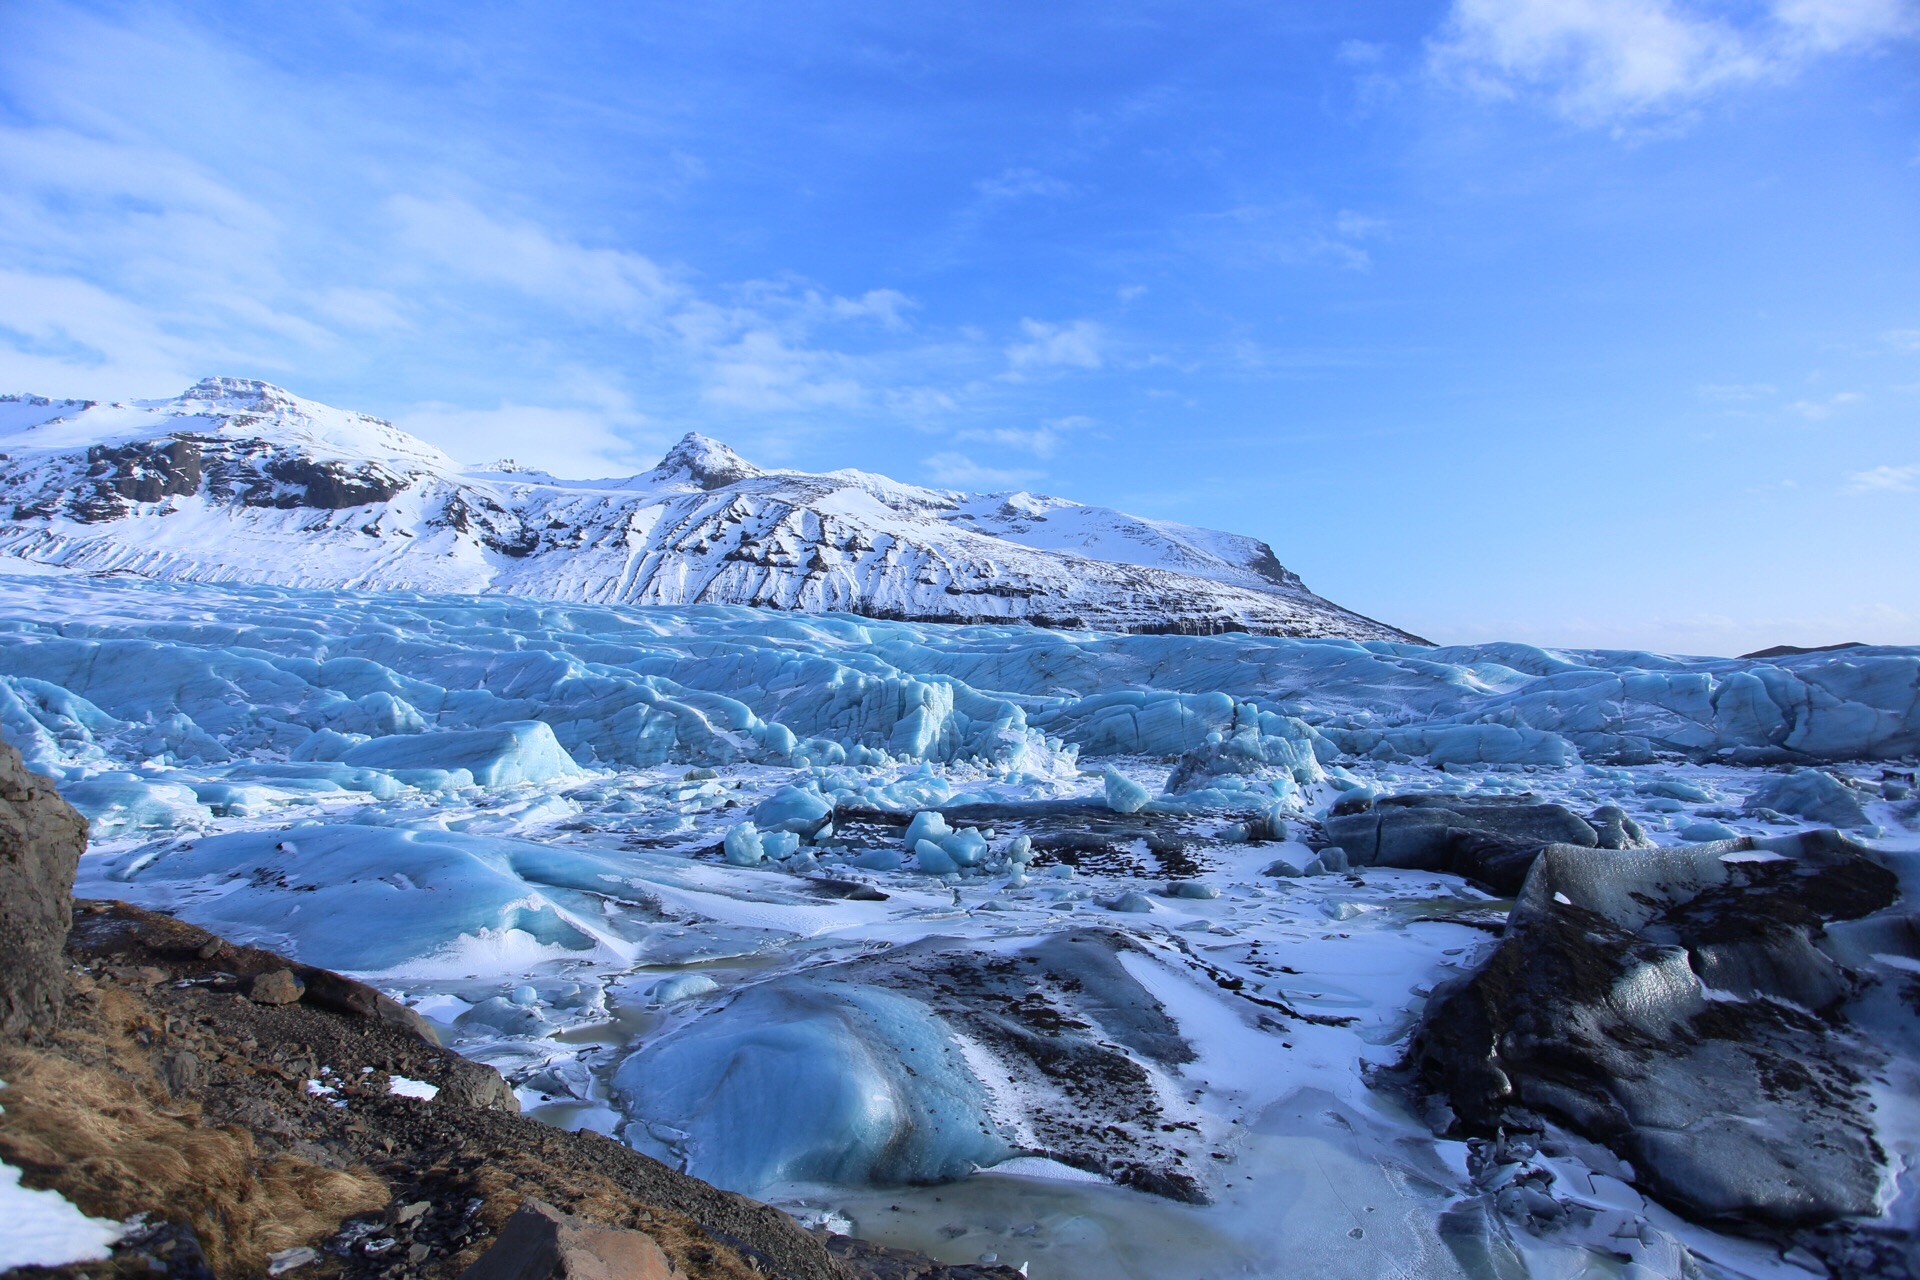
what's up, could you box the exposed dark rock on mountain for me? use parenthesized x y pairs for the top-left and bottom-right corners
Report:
(1410, 830), (1904, 1235)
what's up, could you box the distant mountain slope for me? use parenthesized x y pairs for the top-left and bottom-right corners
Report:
(0, 378), (1420, 640)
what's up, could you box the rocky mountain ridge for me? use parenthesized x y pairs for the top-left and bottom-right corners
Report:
(0, 379), (1418, 640)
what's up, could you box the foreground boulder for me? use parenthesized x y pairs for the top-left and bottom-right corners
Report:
(1410, 829), (1901, 1231)
(0, 738), (89, 1036)
(1322, 793), (1651, 895)
(460, 1199), (679, 1280)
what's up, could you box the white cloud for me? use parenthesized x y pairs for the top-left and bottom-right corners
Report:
(1846, 462), (1920, 491)
(921, 451), (1044, 489)
(1774, 0), (1920, 51)
(1428, 0), (1920, 125)
(390, 195), (683, 325)
(700, 328), (867, 413)
(396, 370), (664, 477)
(1791, 390), (1863, 419)
(954, 415), (1092, 460)
(974, 168), (1076, 203)
(1885, 328), (1920, 350)
(397, 401), (656, 478)
(1698, 381), (1778, 401)
(1334, 210), (1390, 240)
(1006, 319), (1105, 372)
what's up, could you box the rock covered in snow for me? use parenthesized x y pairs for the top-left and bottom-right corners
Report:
(1410, 829), (1901, 1230)
(1322, 793), (1648, 895)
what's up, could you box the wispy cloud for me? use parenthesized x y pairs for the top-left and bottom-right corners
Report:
(954, 415), (1093, 460)
(974, 168), (1076, 203)
(921, 451), (1044, 489)
(1847, 462), (1920, 491)
(1006, 319), (1105, 373)
(1697, 381), (1777, 401)
(1428, 0), (1920, 126)
(1791, 390), (1863, 419)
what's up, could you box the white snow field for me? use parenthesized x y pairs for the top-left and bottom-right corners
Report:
(1, 565), (1915, 1279)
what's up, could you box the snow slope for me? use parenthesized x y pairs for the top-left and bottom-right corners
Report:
(0, 379), (1415, 640)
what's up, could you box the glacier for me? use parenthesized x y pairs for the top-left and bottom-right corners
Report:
(1, 564), (1915, 1280)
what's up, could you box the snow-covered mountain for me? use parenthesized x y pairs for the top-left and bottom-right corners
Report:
(0, 378), (1418, 640)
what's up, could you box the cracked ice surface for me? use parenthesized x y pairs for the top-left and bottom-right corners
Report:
(2, 567), (1916, 1279)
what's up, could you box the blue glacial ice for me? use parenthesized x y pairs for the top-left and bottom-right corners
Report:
(2, 570), (1913, 1280)
(80, 825), (658, 973)
(0, 576), (1915, 827)
(612, 978), (1012, 1196)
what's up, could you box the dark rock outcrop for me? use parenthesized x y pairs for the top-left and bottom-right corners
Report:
(0, 738), (88, 1036)
(258, 456), (406, 509)
(1322, 793), (1651, 895)
(459, 1199), (679, 1280)
(1410, 830), (1901, 1232)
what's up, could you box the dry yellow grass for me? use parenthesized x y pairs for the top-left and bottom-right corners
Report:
(0, 983), (386, 1274)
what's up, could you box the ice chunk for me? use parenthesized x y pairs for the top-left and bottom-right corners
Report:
(342, 721), (579, 789)
(455, 996), (547, 1037)
(58, 774), (208, 838)
(913, 840), (958, 875)
(752, 785), (834, 838)
(761, 829), (802, 860)
(612, 979), (1011, 1195)
(1166, 881), (1220, 900)
(1103, 767), (1152, 814)
(903, 810), (952, 850)
(937, 827), (990, 867)
(650, 973), (720, 1003)
(1105, 891), (1156, 913)
(723, 821), (766, 866)
(1743, 769), (1868, 828)
(1637, 778), (1713, 803)
(1679, 819), (1740, 842)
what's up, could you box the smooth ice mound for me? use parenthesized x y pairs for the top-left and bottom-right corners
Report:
(338, 721), (580, 789)
(82, 825), (653, 972)
(613, 978), (1011, 1196)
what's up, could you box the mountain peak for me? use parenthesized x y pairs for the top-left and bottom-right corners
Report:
(181, 377), (300, 408)
(651, 433), (761, 491)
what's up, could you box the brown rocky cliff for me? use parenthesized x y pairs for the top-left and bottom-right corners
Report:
(0, 739), (88, 1037)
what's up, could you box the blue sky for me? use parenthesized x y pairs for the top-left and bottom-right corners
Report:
(2, 1), (1917, 653)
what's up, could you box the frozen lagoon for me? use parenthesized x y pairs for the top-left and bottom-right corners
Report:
(2, 568), (1916, 1279)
